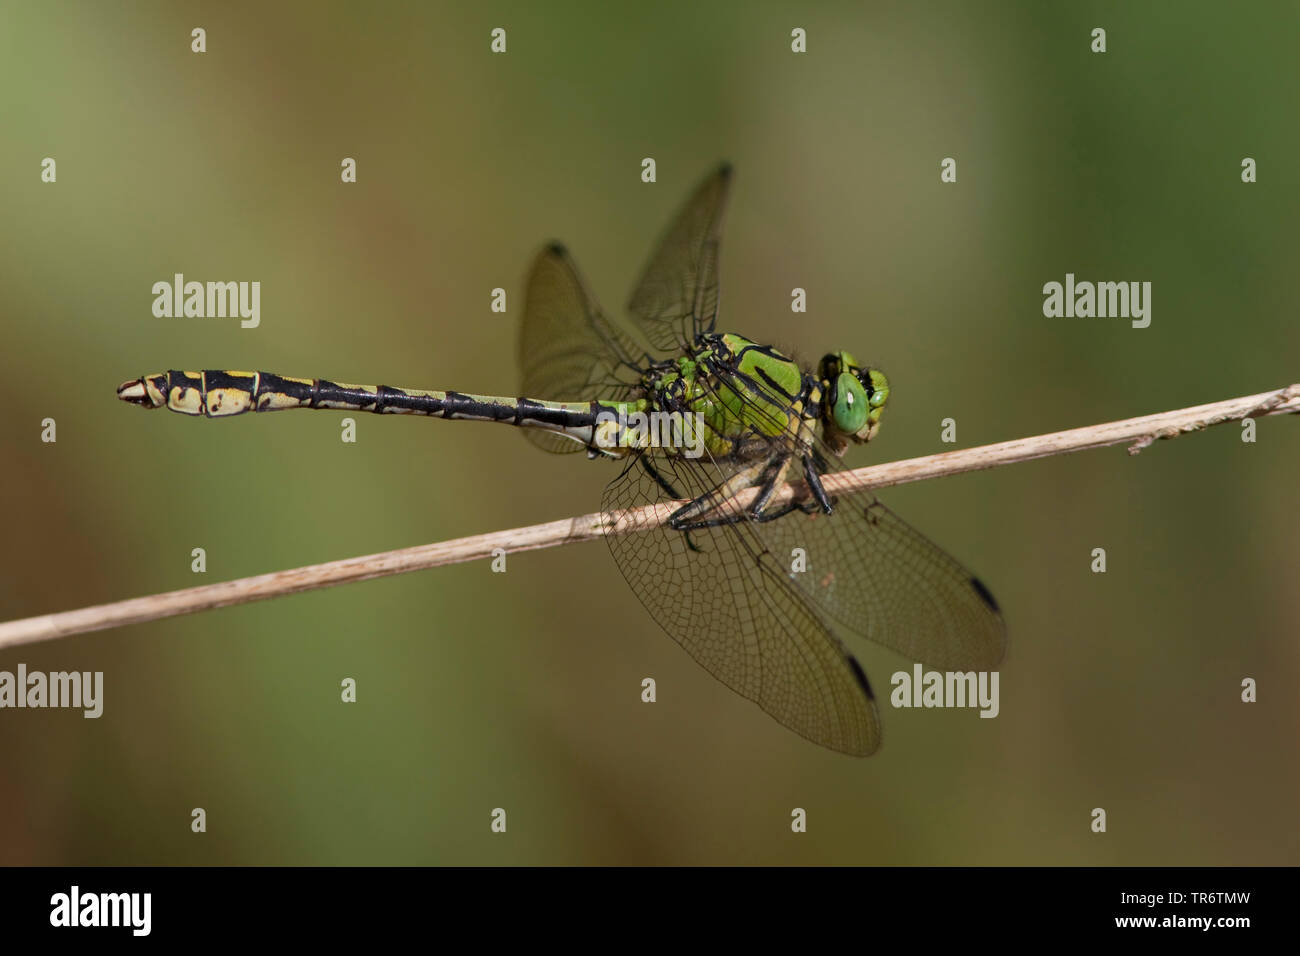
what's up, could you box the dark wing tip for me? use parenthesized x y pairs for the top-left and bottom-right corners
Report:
(544, 241), (567, 256)
(846, 654), (874, 700)
(969, 576), (1001, 614)
(716, 161), (733, 179)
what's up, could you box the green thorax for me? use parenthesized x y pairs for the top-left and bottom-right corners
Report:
(641, 332), (816, 457)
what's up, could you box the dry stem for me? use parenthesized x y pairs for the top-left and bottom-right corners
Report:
(1, 383), (1295, 650)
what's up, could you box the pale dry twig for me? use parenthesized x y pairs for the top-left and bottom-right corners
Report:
(0, 383), (1295, 650)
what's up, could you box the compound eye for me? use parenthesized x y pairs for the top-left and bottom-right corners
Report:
(865, 369), (890, 408)
(832, 372), (868, 433)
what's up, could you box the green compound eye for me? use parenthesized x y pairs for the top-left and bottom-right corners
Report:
(866, 368), (889, 408)
(832, 372), (869, 433)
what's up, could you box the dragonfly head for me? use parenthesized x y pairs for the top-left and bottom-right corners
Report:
(817, 352), (889, 451)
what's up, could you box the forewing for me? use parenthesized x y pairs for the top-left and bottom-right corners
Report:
(518, 243), (644, 453)
(626, 164), (731, 352)
(702, 367), (1007, 670)
(681, 360), (1007, 671)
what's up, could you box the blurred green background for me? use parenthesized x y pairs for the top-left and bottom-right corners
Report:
(1, 1), (1296, 865)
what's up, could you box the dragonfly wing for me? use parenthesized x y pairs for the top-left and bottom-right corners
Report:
(602, 450), (882, 756)
(698, 364), (1007, 671)
(626, 164), (731, 353)
(518, 243), (645, 453)
(755, 488), (1007, 671)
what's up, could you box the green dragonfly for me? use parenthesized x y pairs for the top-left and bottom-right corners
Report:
(117, 165), (1005, 755)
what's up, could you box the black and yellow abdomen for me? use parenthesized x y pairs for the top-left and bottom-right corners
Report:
(116, 369), (629, 451)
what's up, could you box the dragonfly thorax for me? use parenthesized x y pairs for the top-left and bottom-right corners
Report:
(637, 334), (890, 460)
(635, 333), (816, 460)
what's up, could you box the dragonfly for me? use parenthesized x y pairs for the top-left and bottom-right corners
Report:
(117, 164), (1006, 755)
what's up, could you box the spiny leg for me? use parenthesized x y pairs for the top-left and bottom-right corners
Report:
(740, 454), (819, 523)
(748, 497), (822, 524)
(802, 453), (834, 514)
(667, 456), (768, 533)
(640, 455), (706, 553)
(746, 455), (791, 515)
(639, 454), (686, 499)
(669, 455), (805, 532)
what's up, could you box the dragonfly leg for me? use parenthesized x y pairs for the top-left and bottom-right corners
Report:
(749, 497), (822, 524)
(746, 455), (791, 515)
(669, 456), (801, 532)
(668, 459), (764, 530)
(750, 456), (823, 523)
(668, 496), (747, 544)
(639, 455), (686, 499)
(639, 456), (705, 552)
(801, 453), (834, 514)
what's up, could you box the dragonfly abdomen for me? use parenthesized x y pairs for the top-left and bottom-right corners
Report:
(116, 369), (611, 444)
